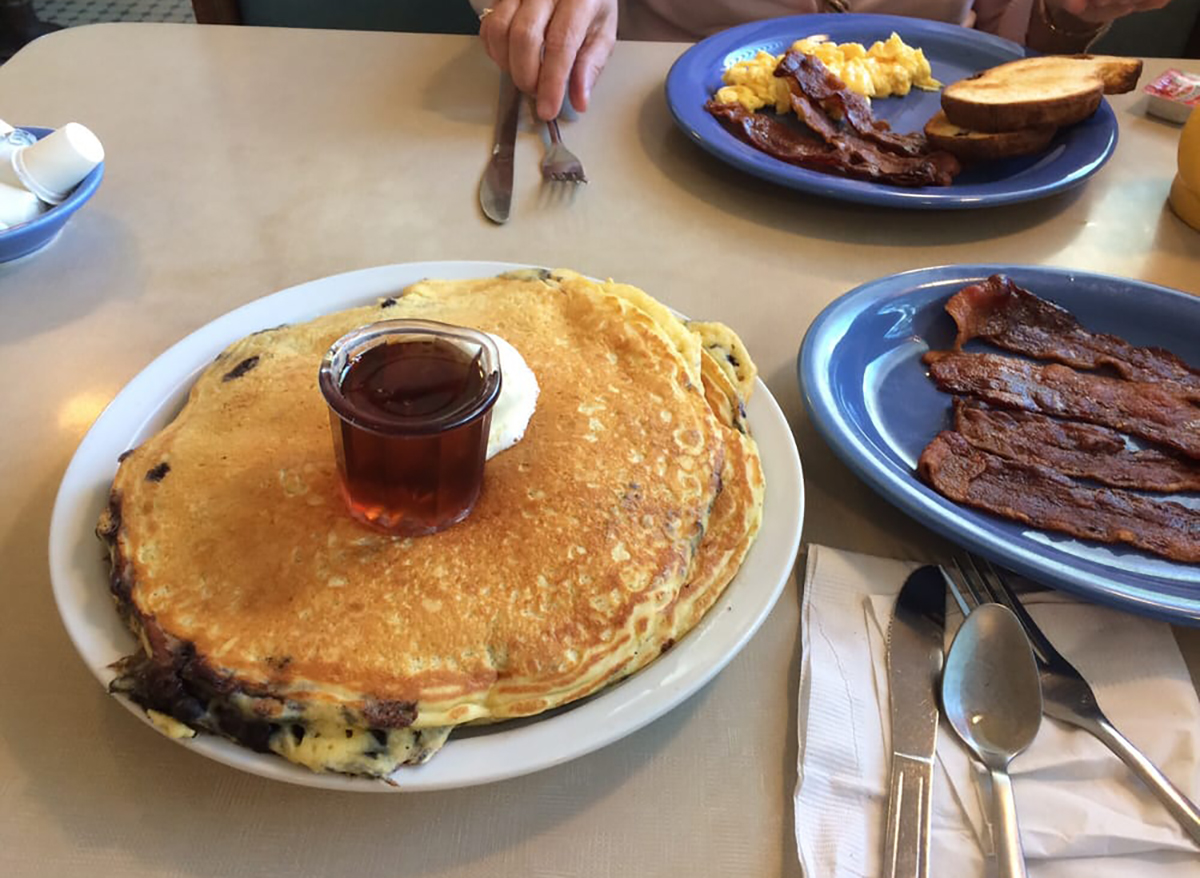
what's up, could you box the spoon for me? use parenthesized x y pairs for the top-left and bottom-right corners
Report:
(942, 603), (1043, 878)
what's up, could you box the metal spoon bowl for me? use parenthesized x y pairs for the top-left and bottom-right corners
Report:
(942, 603), (1043, 878)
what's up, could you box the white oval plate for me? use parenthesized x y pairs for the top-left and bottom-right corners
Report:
(48, 261), (805, 792)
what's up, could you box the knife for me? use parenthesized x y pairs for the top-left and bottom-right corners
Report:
(479, 72), (521, 224)
(882, 566), (947, 878)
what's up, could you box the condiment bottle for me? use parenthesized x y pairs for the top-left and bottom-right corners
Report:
(1170, 109), (1200, 232)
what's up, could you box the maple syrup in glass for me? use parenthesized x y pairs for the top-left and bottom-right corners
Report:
(319, 320), (501, 536)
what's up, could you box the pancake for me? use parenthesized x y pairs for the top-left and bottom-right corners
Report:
(688, 320), (758, 403)
(551, 270), (704, 389)
(696, 343), (751, 435)
(98, 269), (764, 778)
(662, 364), (764, 638)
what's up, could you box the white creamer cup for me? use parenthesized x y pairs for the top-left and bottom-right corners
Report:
(10, 122), (104, 205)
(0, 181), (45, 228)
(0, 121), (36, 166)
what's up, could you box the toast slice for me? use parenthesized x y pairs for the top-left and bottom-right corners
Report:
(924, 111), (1057, 162)
(942, 54), (1143, 133)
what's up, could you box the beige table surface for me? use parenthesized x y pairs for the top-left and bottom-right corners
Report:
(0, 22), (1197, 878)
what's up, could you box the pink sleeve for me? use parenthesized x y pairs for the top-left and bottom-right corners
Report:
(973, 0), (1037, 44)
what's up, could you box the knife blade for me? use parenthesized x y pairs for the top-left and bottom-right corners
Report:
(479, 72), (521, 224)
(882, 565), (946, 878)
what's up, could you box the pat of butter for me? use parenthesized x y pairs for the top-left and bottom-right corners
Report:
(486, 334), (538, 459)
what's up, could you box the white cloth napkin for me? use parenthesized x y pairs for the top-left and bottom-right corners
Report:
(795, 545), (1200, 878)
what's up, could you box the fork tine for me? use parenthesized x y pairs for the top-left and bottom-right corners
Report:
(949, 556), (989, 608)
(966, 555), (1010, 607)
(963, 554), (1003, 604)
(540, 117), (587, 184)
(961, 553), (1030, 642)
(955, 555), (1049, 671)
(976, 558), (1066, 667)
(939, 563), (975, 617)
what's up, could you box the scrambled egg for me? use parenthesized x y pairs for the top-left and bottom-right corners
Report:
(715, 33), (941, 113)
(717, 50), (794, 114)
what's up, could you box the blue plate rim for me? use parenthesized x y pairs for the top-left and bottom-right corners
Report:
(664, 14), (1118, 210)
(798, 264), (1200, 624)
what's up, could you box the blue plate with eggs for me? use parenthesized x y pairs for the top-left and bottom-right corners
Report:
(665, 14), (1118, 209)
(799, 265), (1200, 623)
(0, 126), (104, 263)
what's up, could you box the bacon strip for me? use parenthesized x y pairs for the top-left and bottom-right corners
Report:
(925, 351), (1200, 459)
(953, 399), (1200, 492)
(946, 275), (1200, 393)
(918, 431), (1200, 563)
(705, 100), (958, 188)
(705, 100), (838, 162)
(704, 51), (959, 188)
(774, 51), (930, 158)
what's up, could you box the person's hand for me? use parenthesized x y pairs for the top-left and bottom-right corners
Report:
(1044, 0), (1172, 26)
(479, 0), (618, 121)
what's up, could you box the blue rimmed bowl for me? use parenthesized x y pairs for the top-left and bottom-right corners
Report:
(0, 126), (104, 263)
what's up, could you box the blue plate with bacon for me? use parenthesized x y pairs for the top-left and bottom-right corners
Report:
(799, 265), (1200, 624)
(665, 14), (1118, 209)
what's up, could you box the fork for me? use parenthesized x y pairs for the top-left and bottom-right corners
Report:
(943, 555), (1200, 846)
(540, 117), (587, 184)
